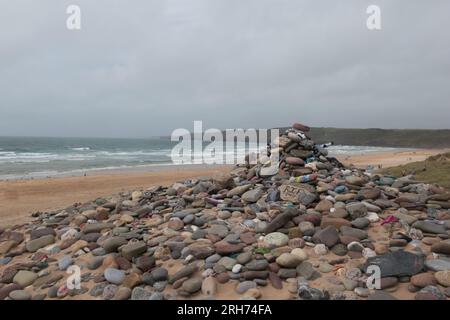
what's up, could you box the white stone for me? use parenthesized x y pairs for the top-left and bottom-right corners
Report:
(314, 244), (328, 255)
(366, 212), (379, 223)
(232, 264), (243, 273)
(362, 248), (376, 258)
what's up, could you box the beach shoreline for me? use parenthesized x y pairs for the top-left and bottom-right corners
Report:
(0, 148), (448, 228)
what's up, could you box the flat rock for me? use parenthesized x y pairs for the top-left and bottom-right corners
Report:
(102, 237), (127, 253)
(430, 242), (450, 255)
(227, 185), (252, 197)
(236, 281), (257, 294)
(121, 242), (147, 260)
(26, 235), (55, 252)
(169, 263), (198, 284)
(264, 209), (296, 234)
(151, 268), (168, 282)
(346, 202), (367, 219)
(351, 217), (370, 229)
(207, 224), (229, 238)
(340, 226), (367, 240)
(9, 290), (32, 300)
(0, 284), (22, 300)
(13, 270), (38, 287)
(131, 287), (152, 300)
(367, 291), (397, 300)
(413, 221), (446, 234)
(264, 232), (289, 247)
(104, 268), (125, 285)
(242, 188), (264, 203)
(314, 226), (339, 248)
(296, 262), (315, 280)
(279, 183), (316, 205)
(214, 241), (245, 255)
(246, 259), (269, 271)
(82, 223), (114, 234)
(411, 273), (437, 287)
(276, 253), (302, 268)
(30, 228), (56, 240)
(365, 251), (425, 277)
(181, 278), (202, 294)
(425, 259), (450, 271)
(320, 217), (351, 229)
(435, 271), (450, 287)
(58, 255), (73, 271)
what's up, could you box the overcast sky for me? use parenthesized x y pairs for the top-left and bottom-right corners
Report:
(0, 1), (449, 138)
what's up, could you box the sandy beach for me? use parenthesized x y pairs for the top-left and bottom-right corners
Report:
(0, 149), (447, 228)
(0, 165), (230, 227)
(337, 148), (449, 169)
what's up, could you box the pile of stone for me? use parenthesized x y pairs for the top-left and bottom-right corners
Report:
(1, 122), (450, 300)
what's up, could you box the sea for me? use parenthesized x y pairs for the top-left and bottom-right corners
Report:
(0, 136), (407, 180)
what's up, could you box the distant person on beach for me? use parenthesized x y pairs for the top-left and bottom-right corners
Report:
(321, 141), (334, 148)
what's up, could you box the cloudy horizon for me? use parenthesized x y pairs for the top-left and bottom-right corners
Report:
(1, 0), (449, 138)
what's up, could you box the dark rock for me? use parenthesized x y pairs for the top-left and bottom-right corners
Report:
(169, 264), (198, 284)
(296, 262), (315, 280)
(314, 226), (339, 248)
(30, 228), (56, 240)
(135, 256), (155, 272)
(364, 251), (425, 277)
(413, 221), (446, 234)
(430, 242), (450, 255)
(264, 208), (297, 234)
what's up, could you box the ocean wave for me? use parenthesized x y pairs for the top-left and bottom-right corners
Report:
(327, 145), (406, 155)
(0, 162), (178, 180)
(70, 147), (91, 151)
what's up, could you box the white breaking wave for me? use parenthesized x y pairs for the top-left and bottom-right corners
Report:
(70, 147), (91, 151)
(327, 145), (408, 155)
(0, 146), (408, 164)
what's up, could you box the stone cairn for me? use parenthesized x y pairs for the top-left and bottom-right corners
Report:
(1, 122), (450, 300)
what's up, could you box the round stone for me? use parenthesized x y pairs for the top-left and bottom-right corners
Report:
(290, 248), (308, 261)
(9, 290), (32, 300)
(232, 264), (243, 273)
(264, 232), (289, 247)
(275, 253), (302, 268)
(236, 281), (257, 294)
(13, 270), (38, 287)
(104, 268), (125, 285)
(411, 273), (437, 288)
(435, 271), (450, 287)
(102, 284), (118, 300)
(58, 255), (73, 271)
(314, 244), (328, 255)
(181, 278), (202, 294)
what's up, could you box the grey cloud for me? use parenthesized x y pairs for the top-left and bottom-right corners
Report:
(0, 0), (449, 137)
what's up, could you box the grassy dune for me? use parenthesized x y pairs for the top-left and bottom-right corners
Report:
(381, 152), (450, 189)
(308, 128), (450, 148)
